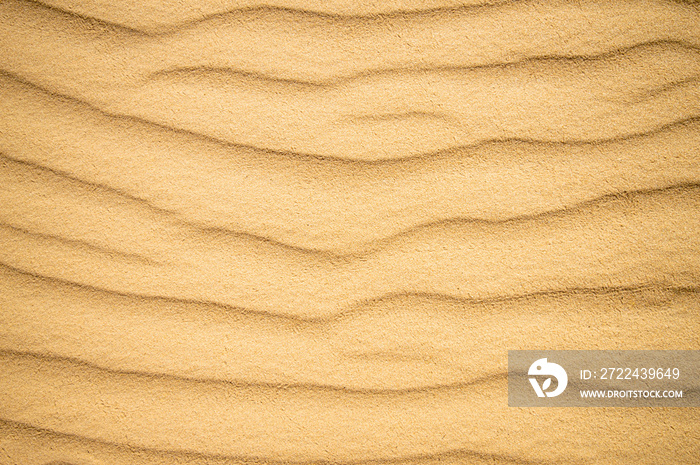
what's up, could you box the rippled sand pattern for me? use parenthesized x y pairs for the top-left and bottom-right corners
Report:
(1, 0), (699, 463)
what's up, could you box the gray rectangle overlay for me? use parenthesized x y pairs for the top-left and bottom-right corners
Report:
(508, 350), (699, 407)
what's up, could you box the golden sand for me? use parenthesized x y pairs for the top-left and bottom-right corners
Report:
(1, 0), (699, 463)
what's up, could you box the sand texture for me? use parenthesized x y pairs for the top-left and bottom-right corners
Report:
(0, 0), (699, 463)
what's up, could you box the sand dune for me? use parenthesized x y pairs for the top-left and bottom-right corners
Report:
(1, 0), (699, 464)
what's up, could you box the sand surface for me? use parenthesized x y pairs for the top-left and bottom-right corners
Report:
(1, 0), (699, 463)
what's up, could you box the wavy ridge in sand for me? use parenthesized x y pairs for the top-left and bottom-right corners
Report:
(2, 264), (698, 390)
(1, 1), (699, 464)
(2, 152), (699, 317)
(32, 0), (515, 32)
(3, 0), (700, 157)
(2, 351), (699, 464)
(1, 74), (700, 251)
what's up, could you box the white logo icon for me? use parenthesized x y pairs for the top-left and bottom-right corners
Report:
(528, 358), (568, 397)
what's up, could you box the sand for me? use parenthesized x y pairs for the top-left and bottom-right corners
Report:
(0, 0), (699, 463)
